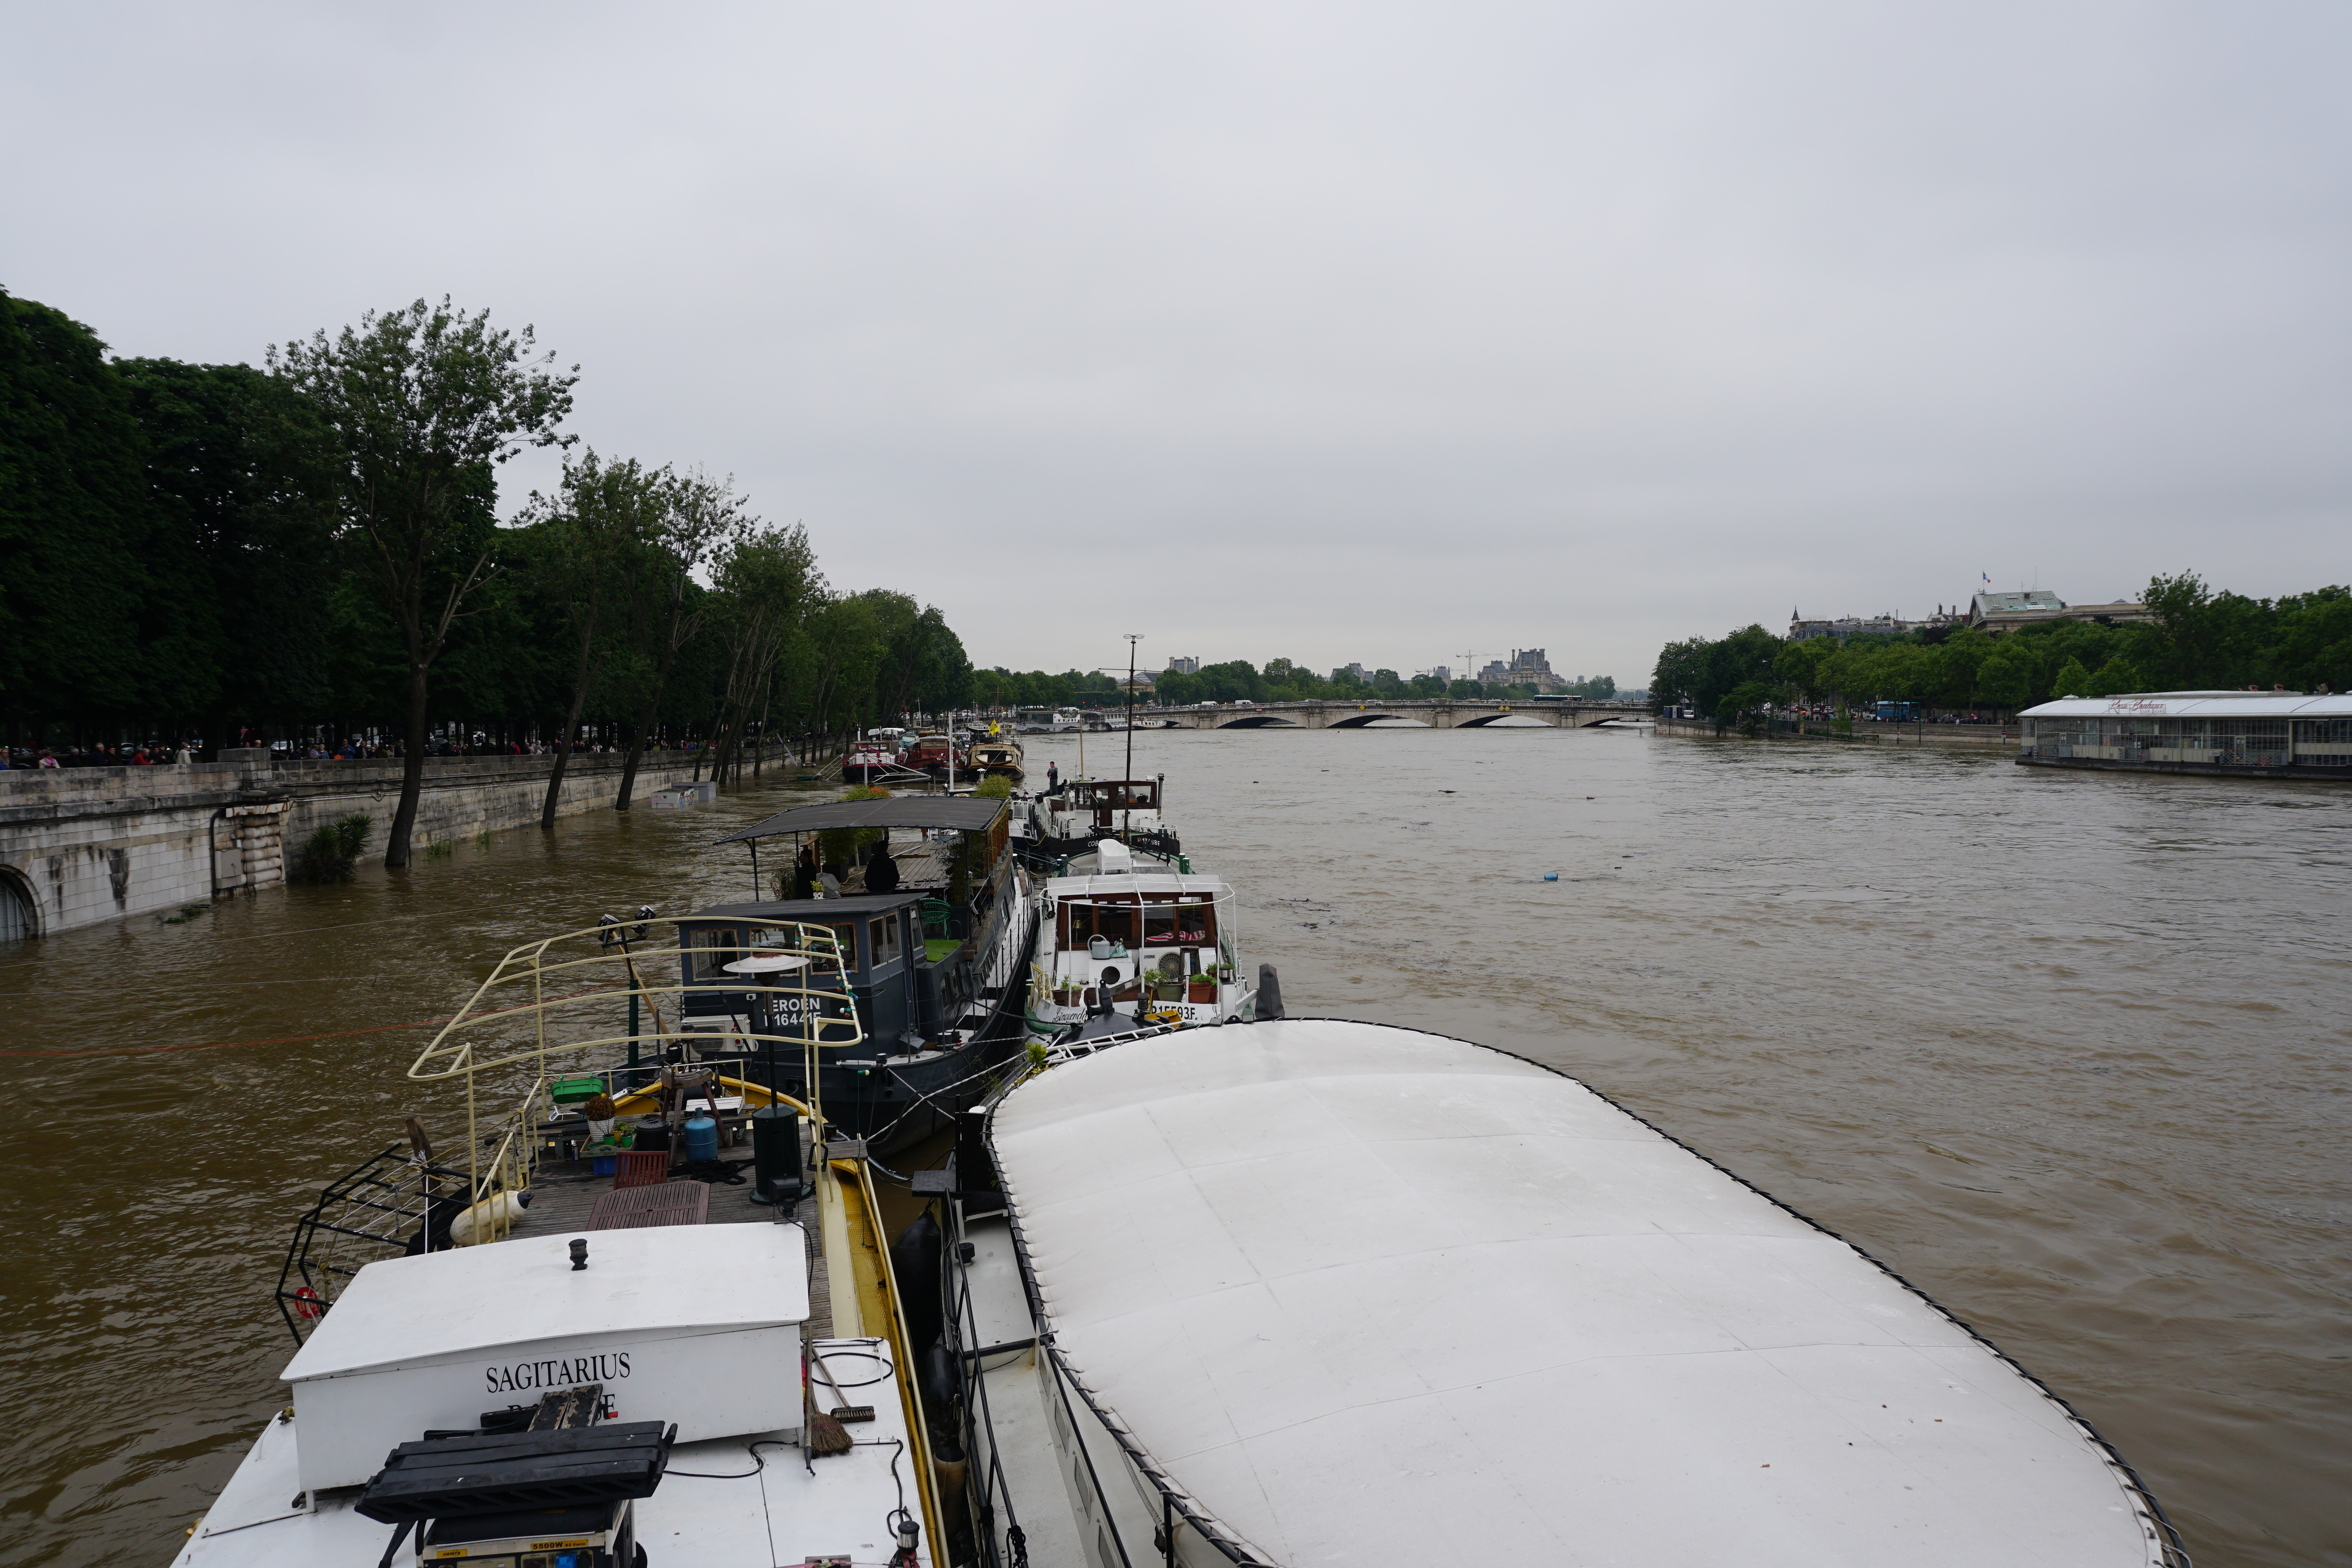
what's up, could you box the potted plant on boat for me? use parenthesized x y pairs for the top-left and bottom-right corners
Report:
(1187, 973), (1218, 1004)
(583, 1092), (617, 1144)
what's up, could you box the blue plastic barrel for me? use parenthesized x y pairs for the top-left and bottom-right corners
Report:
(682, 1113), (719, 1164)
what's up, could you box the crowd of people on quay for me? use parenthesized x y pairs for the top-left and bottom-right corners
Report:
(0, 734), (647, 770)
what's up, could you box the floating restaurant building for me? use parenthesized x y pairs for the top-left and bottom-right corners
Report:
(2019, 690), (2352, 777)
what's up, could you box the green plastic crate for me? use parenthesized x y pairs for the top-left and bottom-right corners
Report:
(551, 1076), (607, 1105)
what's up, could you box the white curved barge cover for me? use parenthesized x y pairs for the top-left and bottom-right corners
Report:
(990, 1020), (2173, 1567)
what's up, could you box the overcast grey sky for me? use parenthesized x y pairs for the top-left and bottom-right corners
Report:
(5, 2), (2344, 683)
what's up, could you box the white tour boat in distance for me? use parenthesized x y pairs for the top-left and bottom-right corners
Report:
(931, 1020), (2190, 1568)
(1015, 707), (1084, 734)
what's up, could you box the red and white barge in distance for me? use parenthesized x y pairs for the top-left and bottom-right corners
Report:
(1024, 837), (1255, 1039)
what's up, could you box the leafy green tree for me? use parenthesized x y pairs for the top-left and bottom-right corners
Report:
(1773, 637), (1835, 700)
(610, 469), (744, 809)
(1184, 661), (1263, 704)
(1975, 640), (2037, 711)
(701, 521), (817, 784)
(1718, 678), (1776, 728)
(517, 450), (668, 825)
(2087, 657), (2145, 697)
(2268, 587), (2352, 694)
(0, 292), (151, 724)
(270, 297), (577, 866)
(116, 359), (341, 730)
(2049, 657), (2095, 699)
(874, 599), (973, 723)
(1930, 627), (1993, 707)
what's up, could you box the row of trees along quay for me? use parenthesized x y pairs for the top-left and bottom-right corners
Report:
(0, 289), (975, 867)
(1652, 573), (2352, 731)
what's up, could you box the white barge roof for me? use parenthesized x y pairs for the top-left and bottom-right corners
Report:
(2023, 690), (2352, 719)
(990, 1020), (2171, 1567)
(283, 1225), (809, 1379)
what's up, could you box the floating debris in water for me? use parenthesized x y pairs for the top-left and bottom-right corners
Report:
(1544, 872), (1559, 881)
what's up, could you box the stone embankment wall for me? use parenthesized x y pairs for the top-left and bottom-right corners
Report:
(0, 750), (701, 940)
(1654, 718), (2022, 749)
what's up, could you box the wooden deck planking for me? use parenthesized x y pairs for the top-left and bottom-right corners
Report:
(510, 1152), (833, 1340)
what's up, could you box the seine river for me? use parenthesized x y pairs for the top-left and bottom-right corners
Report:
(2, 725), (2346, 1567)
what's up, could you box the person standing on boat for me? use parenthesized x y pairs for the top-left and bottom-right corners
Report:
(1047, 760), (1059, 791)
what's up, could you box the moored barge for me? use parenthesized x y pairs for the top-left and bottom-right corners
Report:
(2018, 691), (2352, 778)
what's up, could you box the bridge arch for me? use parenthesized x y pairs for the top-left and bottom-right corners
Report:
(1328, 713), (1406, 728)
(1217, 714), (1299, 728)
(0, 864), (39, 944)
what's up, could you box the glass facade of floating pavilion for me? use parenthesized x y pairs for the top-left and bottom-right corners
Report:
(2017, 691), (2352, 775)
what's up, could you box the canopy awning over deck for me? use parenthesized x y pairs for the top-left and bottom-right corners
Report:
(716, 796), (1007, 844)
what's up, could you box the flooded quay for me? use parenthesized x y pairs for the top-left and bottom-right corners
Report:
(2, 725), (2346, 1567)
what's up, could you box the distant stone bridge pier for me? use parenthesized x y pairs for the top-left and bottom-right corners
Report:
(0, 748), (701, 942)
(1156, 698), (1653, 731)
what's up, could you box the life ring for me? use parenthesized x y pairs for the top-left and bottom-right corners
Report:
(291, 1286), (325, 1320)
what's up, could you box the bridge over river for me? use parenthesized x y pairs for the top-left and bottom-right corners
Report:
(1152, 698), (1653, 730)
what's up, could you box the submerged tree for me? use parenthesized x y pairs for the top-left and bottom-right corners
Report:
(703, 522), (818, 787)
(519, 450), (669, 827)
(272, 297), (576, 867)
(612, 469), (747, 811)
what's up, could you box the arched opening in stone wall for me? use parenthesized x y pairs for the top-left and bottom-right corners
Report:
(0, 867), (38, 945)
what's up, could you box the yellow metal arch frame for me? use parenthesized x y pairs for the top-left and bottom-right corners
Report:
(403, 916), (868, 1241)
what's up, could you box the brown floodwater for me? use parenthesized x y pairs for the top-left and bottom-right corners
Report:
(2, 727), (2346, 1567)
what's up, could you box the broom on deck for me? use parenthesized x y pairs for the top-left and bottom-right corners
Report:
(806, 1346), (852, 1456)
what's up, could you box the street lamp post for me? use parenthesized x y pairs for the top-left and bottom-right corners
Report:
(1123, 634), (1142, 837)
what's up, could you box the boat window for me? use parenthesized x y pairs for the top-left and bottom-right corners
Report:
(746, 925), (791, 954)
(870, 915), (901, 967)
(811, 924), (855, 968)
(1063, 895), (1135, 947)
(1141, 897), (1178, 946)
(690, 928), (738, 979)
(1176, 899), (1214, 947)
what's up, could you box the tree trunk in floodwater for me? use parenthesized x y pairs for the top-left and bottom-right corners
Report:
(386, 662), (429, 868)
(542, 619), (603, 831)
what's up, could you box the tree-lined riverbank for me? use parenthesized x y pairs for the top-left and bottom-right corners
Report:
(1652, 572), (2352, 726)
